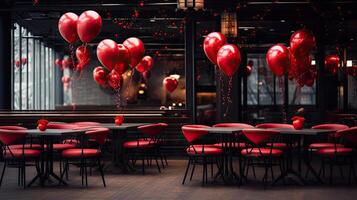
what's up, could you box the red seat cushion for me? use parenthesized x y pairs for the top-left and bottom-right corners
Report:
(4, 149), (41, 158)
(61, 148), (101, 158)
(186, 145), (223, 156)
(8, 144), (41, 150)
(267, 142), (287, 149)
(213, 142), (247, 148)
(241, 148), (283, 157)
(309, 143), (344, 149)
(52, 143), (76, 151)
(316, 147), (353, 156)
(123, 140), (155, 149)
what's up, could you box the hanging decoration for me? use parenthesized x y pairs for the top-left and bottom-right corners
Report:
(266, 44), (290, 77)
(75, 45), (91, 72)
(163, 76), (178, 93)
(136, 56), (153, 73)
(61, 75), (71, 91)
(220, 11), (238, 38)
(77, 10), (102, 43)
(21, 57), (27, 65)
(55, 58), (63, 69)
(203, 32), (227, 65)
(62, 56), (73, 69)
(324, 55), (340, 75)
(216, 44), (241, 77)
(246, 60), (253, 76)
(58, 12), (79, 44)
(107, 69), (122, 90)
(123, 37), (145, 68)
(114, 44), (130, 75)
(93, 66), (108, 87)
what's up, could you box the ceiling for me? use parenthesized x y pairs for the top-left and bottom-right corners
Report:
(3, 0), (357, 54)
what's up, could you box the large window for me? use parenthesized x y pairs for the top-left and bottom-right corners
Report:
(12, 23), (55, 110)
(247, 53), (316, 106)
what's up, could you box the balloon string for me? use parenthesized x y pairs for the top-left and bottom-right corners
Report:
(224, 76), (233, 117)
(125, 68), (135, 102)
(279, 77), (287, 123)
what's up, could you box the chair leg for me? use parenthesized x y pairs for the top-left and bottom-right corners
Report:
(182, 158), (191, 185)
(329, 159), (334, 185)
(202, 157), (206, 186)
(142, 155), (146, 175)
(98, 158), (106, 187)
(22, 162), (26, 189)
(0, 160), (6, 187)
(84, 159), (88, 187)
(155, 157), (161, 173)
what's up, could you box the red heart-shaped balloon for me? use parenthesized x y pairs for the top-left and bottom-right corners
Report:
(77, 10), (102, 43)
(136, 56), (153, 73)
(163, 77), (178, 93)
(203, 32), (227, 65)
(93, 66), (108, 86)
(97, 39), (120, 71)
(266, 44), (290, 77)
(290, 29), (316, 58)
(123, 37), (145, 68)
(114, 44), (129, 75)
(58, 12), (78, 43)
(217, 44), (241, 77)
(76, 45), (91, 71)
(107, 70), (122, 89)
(325, 55), (339, 75)
(114, 116), (124, 125)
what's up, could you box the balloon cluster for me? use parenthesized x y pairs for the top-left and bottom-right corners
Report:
(15, 57), (27, 69)
(266, 29), (317, 87)
(203, 32), (241, 77)
(61, 75), (71, 91)
(94, 37), (153, 90)
(55, 56), (74, 70)
(58, 10), (102, 72)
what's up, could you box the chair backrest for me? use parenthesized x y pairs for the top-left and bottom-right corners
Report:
(73, 122), (102, 127)
(0, 129), (27, 146)
(182, 125), (210, 143)
(47, 123), (77, 129)
(312, 123), (349, 131)
(256, 123), (294, 129)
(0, 126), (27, 131)
(242, 129), (280, 146)
(213, 123), (254, 128)
(85, 128), (109, 145)
(138, 123), (168, 137)
(339, 127), (357, 145)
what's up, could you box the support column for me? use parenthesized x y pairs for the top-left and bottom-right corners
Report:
(0, 12), (12, 110)
(185, 16), (196, 123)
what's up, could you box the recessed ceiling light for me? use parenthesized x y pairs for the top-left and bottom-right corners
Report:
(280, 19), (286, 23)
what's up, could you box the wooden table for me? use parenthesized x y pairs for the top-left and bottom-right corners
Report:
(26, 129), (86, 187)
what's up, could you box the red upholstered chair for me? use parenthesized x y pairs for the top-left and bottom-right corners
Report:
(122, 123), (168, 174)
(309, 124), (349, 150)
(241, 129), (283, 187)
(181, 125), (223, 186)
(61, 127), (109, 187)
(0, 126), (41, 150)
(0, 128), (41, 189)
(213, 123), (254, 149)
(72, 122), (102, 127)
(255, 123), (294, 149)
(314, 127), (356, 184)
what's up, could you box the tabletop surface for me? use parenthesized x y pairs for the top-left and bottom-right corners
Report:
(202, 127), (335, 135)
(26, 129), (86, 136)
(99, 123), (150, 130)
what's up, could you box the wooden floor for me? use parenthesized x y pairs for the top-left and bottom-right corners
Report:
(0, 159), (357, 200)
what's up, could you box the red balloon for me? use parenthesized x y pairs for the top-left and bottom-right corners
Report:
(55, 58), (63, 68)
(97, 39), (120, 71)
(93, 66), (108, 86)
(61, 76), (71, 83)
(163, 77), (178, 93)
(203, 32), (227, 65)
(216, 44), (241, 77)
(246, 65), (252, 76)
(76, 45), (91, 71)
(290, 29), (316, 58)
(123, 37), (145, 67)
(77, 10), (102, 43)
(325, 55), (339, 75)
(114, 44), (129, 74)
(292, 116), (305, 130)
(114, 116), (124, 125)
(58, 12), (78, 43)
(107, 70), (122, 89)
(142, 70), (151, 80)
(21, 57), (27, 65)
(266, 44), (290, 77)
(62, 57), (73, 69)
(136, 56), (154, 73)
